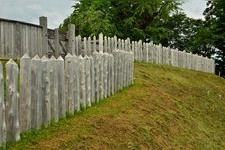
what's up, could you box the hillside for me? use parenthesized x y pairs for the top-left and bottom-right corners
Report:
(6, 62), (225, 149)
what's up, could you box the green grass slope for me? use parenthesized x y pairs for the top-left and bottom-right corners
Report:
(6, 62), (225, 150)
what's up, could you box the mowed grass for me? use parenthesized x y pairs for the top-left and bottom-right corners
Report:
(5, 62), (225, 150)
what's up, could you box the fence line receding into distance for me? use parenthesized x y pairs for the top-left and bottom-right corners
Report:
(0, 17), (215, 74)
(0, 16), (216, 147)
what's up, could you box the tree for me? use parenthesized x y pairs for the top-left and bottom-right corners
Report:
(59, 0), (117, 37)
(59, 0), (182, 44)
(192, 0), (225, 77)
(165, 13), (204, 51)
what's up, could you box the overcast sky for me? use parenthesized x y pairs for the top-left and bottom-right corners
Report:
(182, 0), (206, 19)
(0, 0), (207, 29)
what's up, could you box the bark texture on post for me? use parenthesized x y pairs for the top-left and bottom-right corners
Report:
(65, 53), (75, 114)
(19, 54), (31, 133)
(6, 59), (20, 142)
(79, 55), (86, 109)
(41, 56), (51, 126)
(0, 62), (6, 146)
(30, 55), (42, 129)
(68, 24), (75, 55)
(57, 56), (66, 117)
(73, 55), (81, 112)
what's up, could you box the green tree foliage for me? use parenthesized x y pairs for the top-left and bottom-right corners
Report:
(60, 0), (181, 44)
(190, 0), (225, 77)
(166, 13), (204, 51)
(60, 0), (225, 77)
(60, 0), (117, 37)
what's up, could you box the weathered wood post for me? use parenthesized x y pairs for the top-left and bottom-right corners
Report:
(122, 52), (126, 88)
(108, 37), (111, 53)
(108, 53), (114, 96)
(123, 52), (127, 88)
(78, 35), (82, 56)
(130, 51), (134, 85)
(83, 37), (87, 56)
(116, 51), (120, 90)
(19, 54), (31, 133)
(152, 44), (156, 63)
(98, 33), (104, 100)
(88, 37), (92, 56)
(166, 47), (170, 65)
(93, 36), (96, 53)
(6, 59), (20, 142)
(212, 59), (215, 74)
(187, 52), (191, 69)
(65, 53), (75, 114)
(111, 54), (115, 95)
(90, 56), (95, 104)
(162, 46), (167, 65)
(107, 54), (111, 96)
(75, 36), (79, 56)
(103, 53), (108, 98)
(131, 41), (135, 54)
(85, 55), (91, 107)
(79, 55), (86, 108)
(175, 49), (179, 67)
(114, 36), (118, 50)
(159, 45), (163, 65)
(31, 55), (42, 129)
(154, 45), (158, 64)
(149, 42), (153, 63)
(73, 55), (81, 112)
(98, 53), (104, 100)
(122, 39), (125, 51)
(15, 22), (22, 58)
(138, 40), (143, 61)
(134, 41), (138, 61)
(50, 56), (59, 121)
(113, 50), (118, 92)
(68, 24), (76, 55)
(104, 36), (108, 53)
(93, 51), (100, 102)
(54, 29), (60, 58)
(167, 47), (171, 66)
(0, 62), (6, 146)
(144, 43), (149, 62)
(118, 39), (122, 50)
(99, 33), (104, 53)
(207, 58), (211, 73)
(118, 51), (122, 87)
(41, 56), (51, 126)
(178, 51), (182, 68)
(190, 52), (194, 70)
(127, 52), (131, 87)
(57, 56), (66, 117)
(146, 43), (149, 62)
(39, 16), (48, 56)
(131, 50), (134, 84)
(171, 48), (175, 66)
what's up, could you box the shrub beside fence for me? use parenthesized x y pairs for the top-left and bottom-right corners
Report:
(0, 50), (134, 146)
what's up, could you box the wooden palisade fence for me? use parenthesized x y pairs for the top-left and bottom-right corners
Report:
(0, 16), (215, 73)
(0, 16), (216, 147)
(0, 50), (134, 146)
